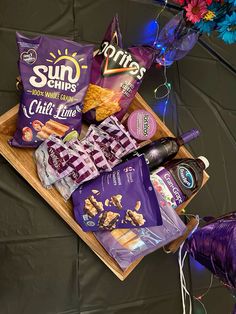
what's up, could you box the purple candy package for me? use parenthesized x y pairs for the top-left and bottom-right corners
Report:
(10, 33), (93, 147)
(95, 191), (186, 270)
(82, 15), (155, 123)
(72, 156), (162, 231)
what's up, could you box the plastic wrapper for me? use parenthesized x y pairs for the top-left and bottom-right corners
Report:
(82, 15), (155, 122)
(10, 33), (93, 147)
(185, 212), (236, 291)
(98, 115), (138, 157)
(95, 191), (186, 270)
(54, 139), (99, 200)
(83, 125), (122, 167)
(35, 136), (74, 188)
(81, 138), (112, 173)
(72, 156), (162, 231)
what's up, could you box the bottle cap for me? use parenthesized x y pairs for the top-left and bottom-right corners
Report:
(197, 156), (209, 169)
(180, 129), (200, 144)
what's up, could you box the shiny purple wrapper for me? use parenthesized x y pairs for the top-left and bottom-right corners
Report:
(95, 191), (186, 270)
(186, 212), (236, 290)
(72, 156), (162, 231)
(10, 33), (93, 147)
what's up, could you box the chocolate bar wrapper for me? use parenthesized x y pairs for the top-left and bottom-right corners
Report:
(55, 139), (99, 200)
(72, 156), (162, 231)
(35, 136), (74, 188)
(10, 33), (93, 147)
(95, 192), (186, 270)
(98, 115), (138, 157)
(81, 138), (112, 173)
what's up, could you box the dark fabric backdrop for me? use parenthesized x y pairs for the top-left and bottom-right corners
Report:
(0, 1), (235, 313)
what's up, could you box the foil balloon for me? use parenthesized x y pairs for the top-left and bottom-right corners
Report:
(185, 212), (236, 311)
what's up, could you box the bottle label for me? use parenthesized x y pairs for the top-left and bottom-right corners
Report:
(177, 166), (194, 189)
(150, 167), (186, 209)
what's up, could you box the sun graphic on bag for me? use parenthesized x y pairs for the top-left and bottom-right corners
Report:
(46, 48), (88, 80)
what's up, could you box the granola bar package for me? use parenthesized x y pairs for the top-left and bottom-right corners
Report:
(72, 156), (162, 231)
(10, 33), (93, 147)
(54, 139), (99, 200)
(95, 192), (186, 270)
(82, 15), (155, 123)
(35, 136), (74, 188)
(83, 125), (122, 167)
(81, 139), (112, 173)
(98, 116), (138, 156)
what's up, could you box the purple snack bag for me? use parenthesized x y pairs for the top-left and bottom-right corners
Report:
(82, 15), (155, 123)
(72, 156), (162, 232)
(10, 33), (93, 147)
(95, 192), (186, 270)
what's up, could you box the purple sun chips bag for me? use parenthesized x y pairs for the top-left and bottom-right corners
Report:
(82, 15), (155, 123)
(10, 33), (93, 147)
(95, 191), (186, 270)
(72, 156), (162, 232)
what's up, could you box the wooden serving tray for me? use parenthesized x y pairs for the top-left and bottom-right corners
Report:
(0, 93), (209, 280)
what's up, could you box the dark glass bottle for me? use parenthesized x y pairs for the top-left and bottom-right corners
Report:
(123, 129), (200, 171)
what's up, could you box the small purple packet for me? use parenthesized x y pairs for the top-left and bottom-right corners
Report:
(95, 192), (186, 270)
(35, 135), (74, 188)
(72, 156), (162, 231)
(98, 115), (138, 156)
(81, 138), (112, 173)
(54, 139), (99, 200)
(10, 33), (93, 147)
(83, 125), (121, 167)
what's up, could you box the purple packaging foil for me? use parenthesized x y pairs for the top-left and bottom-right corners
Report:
(82, 15), (155, 123)
(95, 191), (186, 270)
(10, 33), (93, 147)
(72, 156), (162, 231)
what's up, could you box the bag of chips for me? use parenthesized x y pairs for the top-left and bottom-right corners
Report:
(82, 15), (155, 123)
(72, 156), (162, 232)
(10, 33), (94, 147)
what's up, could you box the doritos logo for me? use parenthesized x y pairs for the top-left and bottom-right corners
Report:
(98, 41), (146, 80)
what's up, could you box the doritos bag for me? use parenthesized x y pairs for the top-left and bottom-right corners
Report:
(82, 15), (155, 123)
(10, 33), (94, 147)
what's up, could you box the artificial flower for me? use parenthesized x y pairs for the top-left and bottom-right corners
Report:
(185, 0), (208, 23)
(226, 0), (236, 6)
(218, 12), (236, 44)
(173, 0), (186, 5)
(206, 0), (213, 6)
(204, 10), (216, 21)
(195, 19), (216, 34)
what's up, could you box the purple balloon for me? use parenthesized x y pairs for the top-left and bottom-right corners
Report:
(185, 212), (236, 302)
(155, 12), (199, 66)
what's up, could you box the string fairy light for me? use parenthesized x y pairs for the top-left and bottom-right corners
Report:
(152, 0), (172, 124)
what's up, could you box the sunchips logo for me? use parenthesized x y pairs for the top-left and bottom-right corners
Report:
(98, 41), (146, 80)
(28, 49), (88, 93)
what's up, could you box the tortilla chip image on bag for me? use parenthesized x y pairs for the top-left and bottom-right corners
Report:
(10, 33), (94, 147)
(83, 15), (155, 123)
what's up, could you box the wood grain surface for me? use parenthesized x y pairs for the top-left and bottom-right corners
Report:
(0, 93), (209, 280)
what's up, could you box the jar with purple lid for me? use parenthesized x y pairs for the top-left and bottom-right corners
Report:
(127, 110), (157, 141)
